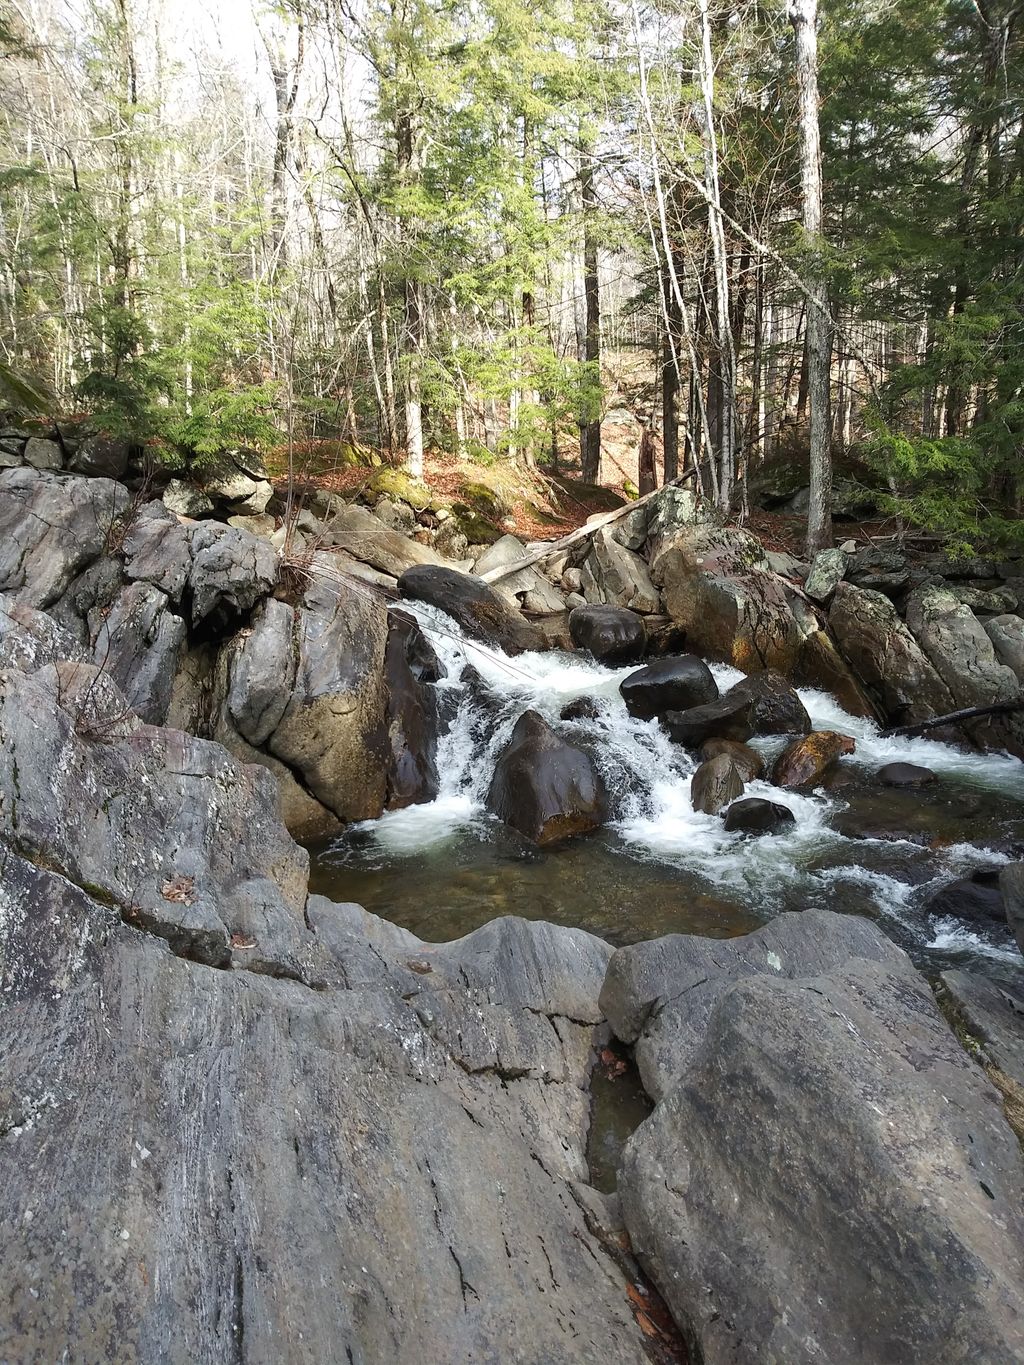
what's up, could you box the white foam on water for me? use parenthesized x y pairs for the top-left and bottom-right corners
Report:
(926, 917), (1023, 964)
(334, 602), (1024, 965)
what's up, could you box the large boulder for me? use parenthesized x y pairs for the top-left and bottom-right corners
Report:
(608, 915), (1024, 1364)
(985, 613), (1024, 682)
(723, 796), (795, 835)
(68, 432), (131, 480)
(196, 448), (274, 515)
(568, 604), (646, 663)
(650, 524), (802, 673)
(924, 869), (1006, 927)
(665, 672), (809, 748)
(803, 547), (847, 603)
(771, 729), (855, 787)
(578, 526), (661, 614)
(0, 466), (129, 610)
(93, 580), (187, 724)
(729, 669), (811, 735)
(487, 710), (606, 844)
(619, 655), (718, 721)
(829, 581), (955, 725)
(325, 502), (450, 579)
(187, 522), (279, 636)
(699, 738), (764, 780)
(400, 563), (543, 655)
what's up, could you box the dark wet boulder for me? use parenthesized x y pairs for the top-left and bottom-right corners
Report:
(878, 761), (937, 788)
(560, 696), (603, 722)
(729, 669), (811, 736)
(383, 611), (441, 810)
(664, 691), (757, 747)
(925, 868), (1006, 927)
(771, 730), (856, 787)
(723, 797), (796, 835)
(699, 738), (764, 781)
(999, 864), (1024, 956)
(690, 752), (745, 815)
(568, 604), (646, 663)
(619, 655), (718, 721)
(487, 709), (606, 845)
(399, 563), (543, 655)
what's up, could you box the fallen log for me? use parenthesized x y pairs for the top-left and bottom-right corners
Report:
(477, 468), (698, 586)
(885, 700), (1024, 738)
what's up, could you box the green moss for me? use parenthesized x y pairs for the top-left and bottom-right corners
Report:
(368, 467), (431, 510)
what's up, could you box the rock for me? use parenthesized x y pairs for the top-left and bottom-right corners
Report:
(618, 655), (718, 721)
(829, 582), (955, 726)
(188, 522), (279, 635)
(473, 533), (536, 595)
(650, 524), (802, 673)
(432, 517), (469, 561)
(121, 503), (193, 605)
(327, 502), (452, 578)
(400, 564), (543, 655)
(374, 495), (418, 533)
(771, 730), (855, 786)
(162, 477), (215, 519)
(562, 567), (583, 593)
(664, 691), (757, 746)
(723, 796), (795, 835)
(227, 512), (276, 538)
(617, 944), (1024, 1364)
(226, 596), (296, 747)
(560, 697), (602, 722)
(486, 710), (606, 845)
(568, 605), (646, 662)
(699, 738), (764, 780)
(795, 626), (881, 719)
(729, 669), (812, 735)
(765, 549), (806, 579)
(383, 610), (440, 809)
(803, 547), (847, 603)
(985, 614), (1024, 682)
(22, 436), (63, 470)
(611, 503), (650, 551)
(580, 527), (661, 614)
(951, 584), (1018, 615)
(925, 869), (1006, 927)
(0, 467), (129, 610)
(645, 484), (704, 540)
(93, 581), (187, 725)
(0, 594), (89, 672)
(906, 585), (1020, 712)
(878, 761), (937, 787)
(1000, 863), (1024, 956)
(198, 451), (273, 514)
(565, 590), (587, 611)
(68, 432), (130, 480)
(941, 969), (1024, 1090)
(689, 752), (745, 815)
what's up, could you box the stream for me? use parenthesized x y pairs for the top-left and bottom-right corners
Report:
(308, 602), (1024, 985)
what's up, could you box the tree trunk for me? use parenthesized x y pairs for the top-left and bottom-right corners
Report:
(579, 137), (601, 483)
(789, 0), (833, 555)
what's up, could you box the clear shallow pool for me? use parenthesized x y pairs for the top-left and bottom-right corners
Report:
(308, 603), (1024, 984)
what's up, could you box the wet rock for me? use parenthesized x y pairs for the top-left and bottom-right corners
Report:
(400, 563), (544, 655)
(0, 467), (129, 610)
(651, 524), (802, 673)
(619, 655), (718, 721)
(729, 669), (812, 735)
(487, 709), (606, 845)
(984, 614), (1024, 682)
(384, 610), (440, 809)
(699, 738), (764, 781)
(941, 969), (1024, 1089)
(795, 627), (881, 719)
(723, 796), (795, 835)
(664, 691), (757, 746)
(560, 696), (602, 722)
(803, 547), (847, 603)
(829, 582), (955, 726)
(617, 944), (1024, 1365)
(771, 730), (855, 787)
(162, 477), (214, 519)
(878, 761), (937, 787)
(568, 604), (646, 663)
(689, 752), (745, 815)
(925, 868), (1006, 927)
(1000, 863), (1024, 956)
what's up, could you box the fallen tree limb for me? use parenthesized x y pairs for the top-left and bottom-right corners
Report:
(477, 469), (698, 586)
(885, 700), (1024, 738)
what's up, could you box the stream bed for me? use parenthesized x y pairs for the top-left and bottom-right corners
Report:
(308, 603), (1024, 985)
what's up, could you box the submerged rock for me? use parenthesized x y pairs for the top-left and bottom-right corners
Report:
(560, 696), (603, 722)
(771, 729), (855, 787)
(878, 761), (938, 787)
(723, 796), (795, 835)
(925, 868), (1006, 927)
(689, 752), (745, 815)
(619, 654), (718, 721)
(568, 604), (646, 662)
(487, 709), (606, 845)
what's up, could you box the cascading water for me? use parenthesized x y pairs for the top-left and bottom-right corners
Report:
(309, 602), (1024, 980)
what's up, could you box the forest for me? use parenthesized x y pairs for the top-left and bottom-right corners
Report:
(0, 0), (1022, 554)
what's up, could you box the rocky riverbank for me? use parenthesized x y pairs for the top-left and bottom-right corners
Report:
(2, 428), (1024, 1361)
